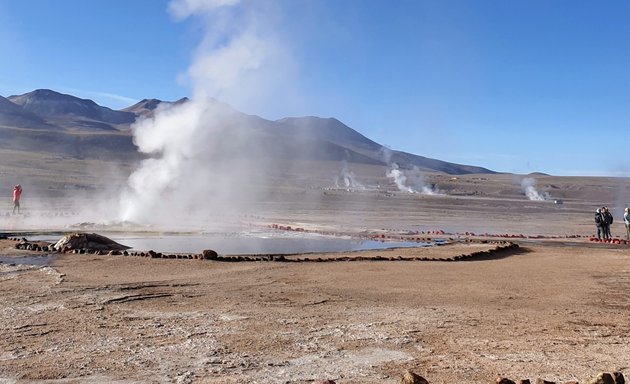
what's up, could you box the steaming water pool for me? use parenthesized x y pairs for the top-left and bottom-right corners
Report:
(117, 235), (430, 255)
(28, 231), (442, 255)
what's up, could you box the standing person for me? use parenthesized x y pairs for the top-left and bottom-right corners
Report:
(624, 207), (630, 240)
(603, 206), (614, 240)
(12, 184), (22, 214)
(595, 208), (604, 240)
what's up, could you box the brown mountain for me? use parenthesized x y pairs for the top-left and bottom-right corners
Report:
(1, 90), (137, 159)
(122, 97), (189, 118)
(0, 95), (54, 129)
(0, 89), (495, 174)
(275, 116), (493, 174)
(8, 89), (135, 131)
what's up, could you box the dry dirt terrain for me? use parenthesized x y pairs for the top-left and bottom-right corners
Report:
(1, 171), (630, 383)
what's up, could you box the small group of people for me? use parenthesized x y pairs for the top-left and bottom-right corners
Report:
(12, 184), (22, 214)
(595, 206), (630, 240)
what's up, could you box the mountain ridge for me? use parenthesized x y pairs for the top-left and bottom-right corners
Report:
(0, 89), (495, 174)
(8, 89), (136, 129)
(0, 95), (56, 129)
(122, 97), (190, 118)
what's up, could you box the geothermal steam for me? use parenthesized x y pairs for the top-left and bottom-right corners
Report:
(119, 0), (295, 224)
(520, 177), (547, 201)
(380, 148), (437, 194)
(408, 166), (438, 195)
(334, 160), (364, 190)
(386, 164), (437, 195)
(119, 99), (270, 223)
(386, 164), (414, 193)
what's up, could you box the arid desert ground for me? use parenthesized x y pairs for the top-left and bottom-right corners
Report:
(1, 169), (630, 383)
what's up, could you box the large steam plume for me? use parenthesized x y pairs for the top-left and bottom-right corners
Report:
(386, 163), (414, 193)
(119, 99), (270, 223)
(118, 0), (296, 225)
(385, 164), (438, 195)
(408, 166), (438, 195)
(520, 177), (547, 201)
(334, 160), (364, 190)
(381, 147), (438, 195)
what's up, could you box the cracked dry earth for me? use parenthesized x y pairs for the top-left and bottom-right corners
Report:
(1, 240), (630, 383)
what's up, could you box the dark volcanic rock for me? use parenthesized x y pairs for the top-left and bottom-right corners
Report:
(614, 372), (626, 384)
(585, 373), (616, 384)
(202, 249), (218, 260)
(496, 379), (516, 384)
(401, 370), (429, 384)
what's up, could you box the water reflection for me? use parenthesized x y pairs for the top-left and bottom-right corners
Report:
(27, 232), (440, 255)
(117, 235), (430, 255)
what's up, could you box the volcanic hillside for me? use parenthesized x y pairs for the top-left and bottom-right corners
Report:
(0, 89), (494, 174)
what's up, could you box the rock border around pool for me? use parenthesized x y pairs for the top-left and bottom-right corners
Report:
(7, 235), (520, 263)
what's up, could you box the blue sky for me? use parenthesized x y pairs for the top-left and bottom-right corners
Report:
(1, 0), (629, 176)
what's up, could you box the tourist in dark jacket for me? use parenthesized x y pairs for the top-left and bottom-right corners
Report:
(595, 208), (604, 240)
(603, 206), (613, 239)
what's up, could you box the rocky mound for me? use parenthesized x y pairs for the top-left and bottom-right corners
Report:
(53, 233), (130, 252)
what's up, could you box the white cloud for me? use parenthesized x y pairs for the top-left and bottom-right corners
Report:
(168, 0), (241, 20)
(61, 87), (139, 109)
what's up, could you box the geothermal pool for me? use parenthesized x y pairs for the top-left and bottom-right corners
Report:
(116, 234), (430, 255)
(29, 230), (441, 255)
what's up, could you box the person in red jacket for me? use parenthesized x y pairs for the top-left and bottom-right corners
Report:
(12, 184), (22, 214)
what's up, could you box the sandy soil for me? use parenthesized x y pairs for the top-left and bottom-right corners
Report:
(1, 232), (629, 383)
